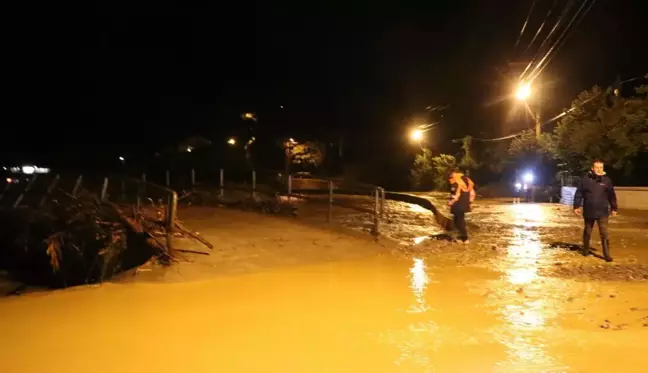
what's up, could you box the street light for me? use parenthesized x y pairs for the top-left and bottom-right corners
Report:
(515, 83), (532, 101)
(410, 129), (423, 142)
(284, 137), (297, 176)
(227, 138), (236, 146)
(514, 82), (541, 139)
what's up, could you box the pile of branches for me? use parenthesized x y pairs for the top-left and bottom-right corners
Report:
(0, 191), (169, 288)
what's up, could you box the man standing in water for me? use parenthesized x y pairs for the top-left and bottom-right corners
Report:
(448, 170), (475, 244)
(573, 159), (618, 262)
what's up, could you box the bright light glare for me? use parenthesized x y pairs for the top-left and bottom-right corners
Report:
(6, 178), (12, 183)
(227, 138), (236, 145)
(523, 172), (534, 183)
(411, 129), (423, 141)
(413, 236), (429, 245)
(514, 182), (522, 190)
(118, 156), (125, 161)
(22, 166), (35, 174)
(515, 83), (531, 101)
(408, 258), (430, 313)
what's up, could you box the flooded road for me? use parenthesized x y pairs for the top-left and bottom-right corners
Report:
(1, 254), (647, 372)
(1, 199), (648, 372)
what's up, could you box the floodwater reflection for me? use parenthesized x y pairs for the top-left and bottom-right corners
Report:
(408, 258), (430, 313)
(493, 204), (565, 371)
(505, 227), (541, 285)
(408, 203), (432, 214)
(393, 258), (434, 372)
(413, 236), (429, 245)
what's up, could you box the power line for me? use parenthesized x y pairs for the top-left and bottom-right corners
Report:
(528, 0), (598, 82)
(521, 0), (560, 56)
(519, 0), (577, 81)
(514, 0), (537, 49)
(452, 75), (644, 143)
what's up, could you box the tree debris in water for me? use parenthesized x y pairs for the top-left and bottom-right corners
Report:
(0, 188), (181, 288)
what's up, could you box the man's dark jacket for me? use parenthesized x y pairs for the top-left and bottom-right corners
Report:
(573, 171), (618, 219)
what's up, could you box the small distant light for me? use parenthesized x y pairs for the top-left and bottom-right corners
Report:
(6, 178), (12, 183)
(227, 138), (236, 145)
(22, 166), (35, 174)
(523, 184), (529, 190)
(280, 105), (284, 109)
(186, 146), (192, 153)
(2, 166), (6, 170)
(289, 138), (295, 143)
(514, 182), (522, 190)
(119, 156), (125, 161)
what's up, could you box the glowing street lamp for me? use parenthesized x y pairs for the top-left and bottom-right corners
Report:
(411, 129), (423, 142)
(242, 112), (257, 121)
(514, 82), (542, 139)
(227, 138), (236, 146)
(515, 83), (532, 101)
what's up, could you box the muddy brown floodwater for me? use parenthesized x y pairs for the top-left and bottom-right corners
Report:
(0, 200), (647, 372)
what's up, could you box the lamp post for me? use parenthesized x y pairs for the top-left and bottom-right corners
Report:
(515, 82), (541, 139)
(241, 113), (258, 169)
(284, 138), (296, 178)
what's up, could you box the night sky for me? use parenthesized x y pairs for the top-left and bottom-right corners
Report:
(8, 0), (647, 172)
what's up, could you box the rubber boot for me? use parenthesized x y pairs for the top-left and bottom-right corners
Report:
(602, 239), (613, 262)
(581, 239), (590, 257)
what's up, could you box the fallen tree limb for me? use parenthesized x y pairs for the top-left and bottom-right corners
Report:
(174, 220), (214, 250)
(175, 248), (210, 256)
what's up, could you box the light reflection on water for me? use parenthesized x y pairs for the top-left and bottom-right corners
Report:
(408, 203), (432, 214)
(408, 258), (430, 314)
(393, 257), (434, 372)
(493, 203), (566, 372)
(413, 236), (429, 245)
(506, 227), (541, 285)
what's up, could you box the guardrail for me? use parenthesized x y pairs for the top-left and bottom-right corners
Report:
(286, 175), (385, 236)
(146, 167), (387, 237)
(2, 167), (391, 238)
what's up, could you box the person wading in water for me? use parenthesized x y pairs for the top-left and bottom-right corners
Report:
(573, 159), (618, 262)
(448, 170), (475, 244)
